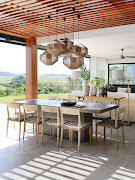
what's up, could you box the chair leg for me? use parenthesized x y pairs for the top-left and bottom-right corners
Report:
(23, 122), (26, 140)
(6, 120), (9, 137)
(89, 126), (92, 145)
(41, 124), (44, 144)
(96, 125), (98, 144)
(71, 130), (73, 143)
(37, 124), (39, 143)
(122, 126), (125, 144)
(57, 127), (60, 147)
(14, 121), (15, 129)
(110, 128), (112, 136)
(36, 125), (37, 135)
(69, 130), (71, 142)
(50, 127), (52, 139)
(78, 130), (81, 152)
(52, 127), (54, 138)
(116, 129), (118, 149)
(19, 122), (21, 141)
(104, 127), (106, 142)
(33, 124), (34, 135)
(60, 128), (63, 148)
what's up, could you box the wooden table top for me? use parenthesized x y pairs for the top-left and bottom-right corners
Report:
(13, 99), (118, 114)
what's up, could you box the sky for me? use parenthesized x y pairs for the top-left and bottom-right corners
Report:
(0, 42), (89, 75)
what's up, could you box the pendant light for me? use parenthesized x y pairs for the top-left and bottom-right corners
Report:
(60, 17), (73, 52)
(40, 16), (58, 65)
(47, 10), (66, 56)
(71, 15), (88, 57)
(63, 8), (84, 69)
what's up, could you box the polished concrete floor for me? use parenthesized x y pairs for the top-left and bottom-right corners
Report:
(0, 104), (135, 180)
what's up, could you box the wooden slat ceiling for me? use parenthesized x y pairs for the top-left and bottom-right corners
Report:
(0, 0), (135, 39)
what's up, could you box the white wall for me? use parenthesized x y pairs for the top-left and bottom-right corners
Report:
(90, 56), (108, 80)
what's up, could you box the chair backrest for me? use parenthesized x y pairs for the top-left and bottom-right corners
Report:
(60, 107), (81, 129)
(41, 106), (60, 125)
(6, 103), (21, 119)
(115, 107), (125, 128)
(96, 100), (112, 117)
(14, 98), (26, 101)
(23, 104), (39, 122)
(14, 99), (26, 114)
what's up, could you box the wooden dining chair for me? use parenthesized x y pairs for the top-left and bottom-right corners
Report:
(23, 104), (42, 143)
(6, 103), (24, 141)
(14, 99), (35, 129)
(96, 107), (125, 149)
(93, 100), (113, 137)
(60, 107), (92, 152)
(41, 106), (60, 147)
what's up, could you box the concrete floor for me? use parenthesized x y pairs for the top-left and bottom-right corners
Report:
(0, 104), (135, 180)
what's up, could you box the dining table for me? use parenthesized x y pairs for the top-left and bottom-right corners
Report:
(13, 99), (118, 141)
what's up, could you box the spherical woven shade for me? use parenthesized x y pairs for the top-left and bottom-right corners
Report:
(71, 43), (88, 57)
(60, 37), (73, 52)
(47, 39), (66, 56)
(40, 51), (58, 65)
(63, 53), (84, 69)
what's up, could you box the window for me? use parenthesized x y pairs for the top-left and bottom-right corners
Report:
(109, 63), (135, 85)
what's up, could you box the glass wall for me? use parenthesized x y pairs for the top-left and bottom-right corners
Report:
(109, 63), (135, 85)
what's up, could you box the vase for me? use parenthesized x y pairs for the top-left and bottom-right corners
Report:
(82, 79), (89, 96)
(90, 86), (97, 96)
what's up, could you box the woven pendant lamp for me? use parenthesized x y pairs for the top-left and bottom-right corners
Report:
(71, 43), (88, 57)
(47, 39), (66, 56)
(60, 17), (73, 52)
(47, 10), (66, 56)
(63, 8), (84, 69)
(63, 53), (84, 69)
(71, 15), (88, 57)
(40, 16), (58, 65)
(40, 51), (58, 65)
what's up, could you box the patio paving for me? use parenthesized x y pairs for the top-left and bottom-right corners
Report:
(0, 104), (135, 180)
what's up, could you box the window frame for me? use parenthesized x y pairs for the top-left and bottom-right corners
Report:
(108, 63), (135, 85)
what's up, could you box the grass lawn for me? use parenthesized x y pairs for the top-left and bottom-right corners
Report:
(0, 93), (69, 104)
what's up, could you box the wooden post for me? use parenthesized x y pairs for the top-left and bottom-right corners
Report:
(26, 38), (37, 99)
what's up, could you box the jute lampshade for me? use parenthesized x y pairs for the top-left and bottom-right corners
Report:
(63, 52), (84, 69)
(40, 51), (58, 65)
(60, 37), (73, 52)
(47, 39), (66, 56)
(71, 43), (88, 57)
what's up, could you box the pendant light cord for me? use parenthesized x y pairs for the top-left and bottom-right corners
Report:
(64, 17), (66, 38)
(56, 10), (59, 39)
(78, 14), (80, 44)
(48, 15), (50, 42)
(73, 7), (75, 45)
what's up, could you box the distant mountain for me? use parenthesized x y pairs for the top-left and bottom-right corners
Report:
(0, 71), (70, 80)
(0, 71), (16, 77)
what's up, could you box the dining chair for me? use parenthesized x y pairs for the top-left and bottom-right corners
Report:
(14, 99), (35, 130)
(94, 100), (113, 138)
(6, 103), (24, 141)
(41, 106), (60, 147)
(96, 107), (125, 149)
(60, 107), (92, 152)
(62, 98), (76, 142)
(23, 104), (42, 143)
